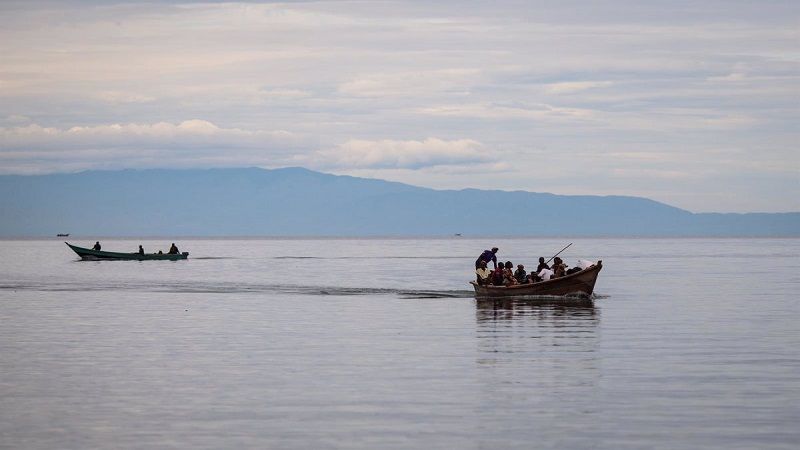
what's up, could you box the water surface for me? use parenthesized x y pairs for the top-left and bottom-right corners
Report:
(1, 238), (798, 449)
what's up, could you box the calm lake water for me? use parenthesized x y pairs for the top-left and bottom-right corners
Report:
(1, 237), (798, 449)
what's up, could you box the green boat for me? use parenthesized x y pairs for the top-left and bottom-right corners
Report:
(65, 242), (189, 261)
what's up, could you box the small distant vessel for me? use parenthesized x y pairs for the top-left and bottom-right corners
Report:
(56, 233), (69, 237)
(470, 261), (602, 298)
(454, 233), (462, 237)
(65, 242), (189, 261)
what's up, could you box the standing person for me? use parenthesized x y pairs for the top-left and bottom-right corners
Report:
(138, 245), (144, 256)
(475, 260), (492, 286)
(92, 241), (101, 251)
(168, 243), (179, 254)
(475, 247), (499, 269)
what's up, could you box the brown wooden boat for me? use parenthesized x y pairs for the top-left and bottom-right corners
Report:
(470, 261), (602, 298)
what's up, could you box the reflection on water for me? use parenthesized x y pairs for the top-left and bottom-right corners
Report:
(476, 298), (597, 323)
(473, 298), (602, 430)
(475, 298), (600, 366)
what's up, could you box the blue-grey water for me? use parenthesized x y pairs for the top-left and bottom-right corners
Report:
(1, 238), (798, 449)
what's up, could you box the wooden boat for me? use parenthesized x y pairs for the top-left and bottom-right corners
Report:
(65, 242), (188, 261)
(470, 261), (602, 298)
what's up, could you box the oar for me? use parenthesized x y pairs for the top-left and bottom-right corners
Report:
(545, 243), (572, 264)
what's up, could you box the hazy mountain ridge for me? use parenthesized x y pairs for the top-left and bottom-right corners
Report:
(0, 167), (797, 236)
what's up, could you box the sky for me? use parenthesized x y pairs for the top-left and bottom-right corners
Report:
(0, 0), (798, 213)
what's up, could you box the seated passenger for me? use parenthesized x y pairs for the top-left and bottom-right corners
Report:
(503, 261), (517, 286)
(538, 268), (554, 281)
(168, 243), (179, 254)
(491, 264), (506, 286)
(514, 264), (527, 284)
(552, 257), (567, 278)
(566, 266), (582, 275)
(475, 260), (492, 286)
(92, 241), (101, 251)
(138, 245), (145, 255)
(536, 257), (550, 273)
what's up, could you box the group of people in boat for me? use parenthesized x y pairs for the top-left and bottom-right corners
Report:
(474, 247), (581, 287)
(92, 241), (181, 255)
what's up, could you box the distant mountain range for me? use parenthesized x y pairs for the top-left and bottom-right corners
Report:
(0, 167), (797, 236)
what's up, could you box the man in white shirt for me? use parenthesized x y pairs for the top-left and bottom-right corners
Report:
(475, 260), (492, 285)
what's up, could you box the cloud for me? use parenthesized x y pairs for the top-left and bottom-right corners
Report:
(4, 114), (30, 124)
(311, 137), (495, 169)
(416, 102), (596, 121)
(257, 88), (312, 99)
(1, 120), (295, 148)
(337, 69), (482, 98)
(544, 81), (613, 95)
(706, 73), (748, 82)
(0, 120), (302, 173)
(95, 91), (156, 104)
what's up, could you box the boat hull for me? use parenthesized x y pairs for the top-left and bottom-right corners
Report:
(471, 261), (602, 298)
(65, 242), (188, 261)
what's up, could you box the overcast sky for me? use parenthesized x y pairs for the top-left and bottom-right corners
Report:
(1, 0), (798, 212)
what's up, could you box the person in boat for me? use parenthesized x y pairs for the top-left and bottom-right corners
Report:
(475, 247), (499, 269)
(138, 245), (144, 256)
(566, 266), (583, 275)
(491, 263), (505, 286)
(503, 261), (517, 286)
(168, 243), (179, 254)
(536, 257), (550, 273)
(92, 241), (101, 251)
(528, 271), (542, 283)
(514, 264), (528, 284)
(552, 257), (567, 278)
(475, 260), (493, 286)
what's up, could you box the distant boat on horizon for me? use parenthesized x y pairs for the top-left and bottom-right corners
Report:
(56, 233), (69, 237)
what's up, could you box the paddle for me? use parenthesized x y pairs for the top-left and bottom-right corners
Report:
(545, 242), (572, 265)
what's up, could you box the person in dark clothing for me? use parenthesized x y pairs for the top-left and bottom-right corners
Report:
(92, 241), (101, 251)
(527, 272), (542, 283)
(138, 245), (144, 255)
(491, 264), (505, 286)
(536, 257), (550, 273)
(514, 264), (527, 284)
(475, 247), (499, 269)
(168, 243), (179, 254)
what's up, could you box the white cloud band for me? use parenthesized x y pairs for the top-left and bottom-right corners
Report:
(312, 138), (495, 169)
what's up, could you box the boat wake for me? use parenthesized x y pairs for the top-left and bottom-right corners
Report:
(272, 255), (467, 260)
(190, 256), (238, 260)
(0, 281), (474, 299)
